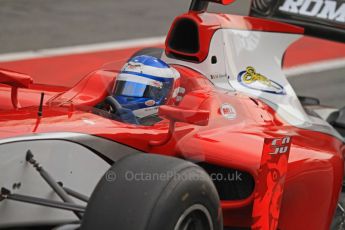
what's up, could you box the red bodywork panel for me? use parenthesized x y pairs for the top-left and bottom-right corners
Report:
(158, 105), (210, 126)
(47, 69), (116, 107)
(206, 0), (236, 5)
(0, 65), (343, 229)
(252, 137), (292, 230)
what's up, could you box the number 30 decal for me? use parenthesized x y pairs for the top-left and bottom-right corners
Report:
(269, 136), (291, 155)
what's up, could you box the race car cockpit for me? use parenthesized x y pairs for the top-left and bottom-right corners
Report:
(96, 55), (181, 126)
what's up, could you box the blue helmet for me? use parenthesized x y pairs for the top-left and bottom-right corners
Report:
(112, 55), (180, 119)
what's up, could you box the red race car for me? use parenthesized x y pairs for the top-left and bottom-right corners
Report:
(0, 0), (344, 229)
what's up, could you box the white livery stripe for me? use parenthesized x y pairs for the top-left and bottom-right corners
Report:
(0, 35), (343, 78)
(284, 57), (345, 77)
(0, 36), (166, 62)
(118, 73), (162, 87)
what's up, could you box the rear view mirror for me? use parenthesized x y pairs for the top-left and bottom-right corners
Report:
(0, 69), (33, 109)
(158, 105), (209, 126)
(327, 107), (345, 138)
(298, 96), (320, 106)
(149, 105), (209, 147)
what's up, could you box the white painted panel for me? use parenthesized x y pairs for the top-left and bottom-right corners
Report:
(0, 140), (110, 227)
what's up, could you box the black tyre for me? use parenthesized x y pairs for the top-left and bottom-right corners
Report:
(330, 191), (345, 229)
(128, 47), (164, 61)
(81, 154), (222, 230)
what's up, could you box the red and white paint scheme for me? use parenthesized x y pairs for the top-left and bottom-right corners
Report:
(0, 0), (344, 230)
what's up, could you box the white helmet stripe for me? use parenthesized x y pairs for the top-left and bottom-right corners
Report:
(132, 106), (159, 118)
(117, 73), (163, 88)
(123, 62), (180, 80)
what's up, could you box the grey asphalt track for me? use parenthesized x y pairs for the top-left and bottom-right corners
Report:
(0, 0), (343, 109)
(0, 0), (250, 53)
(288, 69), (345, 109)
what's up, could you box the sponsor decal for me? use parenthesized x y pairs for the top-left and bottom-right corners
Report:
(143, 106), (159, 114)
(172, 87), (182, 98)
(220, 103), (237, 120)
(126, 63), (141, 70)
(269, 136), (292, 155)
(145, 100), (156, 106)
(150, 80), (163, 88)
(133, 106), (159, 118)
(210, 73), (228, 80)
(279, 0), (345, 23)
(237, 66), (286, 95)
(173, 87), (185, 102)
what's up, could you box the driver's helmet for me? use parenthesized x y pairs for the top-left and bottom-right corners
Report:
(112, 55), (180, 119)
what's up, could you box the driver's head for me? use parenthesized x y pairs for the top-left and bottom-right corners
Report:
(112, 55), (180, 119)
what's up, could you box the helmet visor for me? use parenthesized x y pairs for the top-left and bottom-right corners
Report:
(113, 80), (172, 101)
(114, 81), (147, 97)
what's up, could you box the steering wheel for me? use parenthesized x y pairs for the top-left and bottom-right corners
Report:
(104, 96), (139, 125)
(104, 96), (123, 114)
